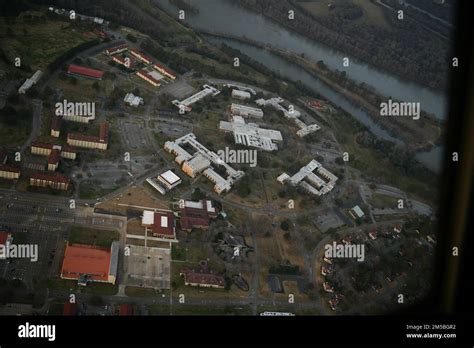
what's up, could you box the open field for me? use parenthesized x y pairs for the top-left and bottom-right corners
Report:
(68, 226), (119, 248)
(0, 10), (92, 70)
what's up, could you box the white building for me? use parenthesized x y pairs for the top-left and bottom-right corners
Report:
(232, 89), (251, 100)
(223, 83), (256, 95)
(278, 159), (338, 196)
(164, 133), (244, 194)
(230, 103), (264, 119)
(18, 70), (43, 94)
(256, 97), (321, 137)
(146, 170), (182, 195)
(219, 116), (283, 152)
(172, 85), (220, 113)
(124, 93), (144, 107)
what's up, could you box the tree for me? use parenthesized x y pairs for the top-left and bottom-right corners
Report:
(280, 220), (290, 231)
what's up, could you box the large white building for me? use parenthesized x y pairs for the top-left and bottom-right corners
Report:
(256, 97), (320, 137)
(172, 85), (221, 113)
(164, 133), (244, 194)
(230, 103), (264, 119)
(278, 159), (338, 196)
(219, 116), (283, 151)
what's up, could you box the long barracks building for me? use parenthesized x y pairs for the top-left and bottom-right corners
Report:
(67, 122), (109, 150)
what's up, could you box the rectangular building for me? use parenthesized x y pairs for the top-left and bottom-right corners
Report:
(180, 270), (225, 289)
(50, 116), (62, 138)
(67, 64), (103, 80)
(130, 49), (153, 64)
(0, 164), (20, 180)
(142, 210), (177, 242)
(67, 122), (109, 150)
(136, 70), (160, 87)
(105, 44), (128, 55)
(153, 63), (176, 80)
(179, 200), (218, 232)
(230, 103), (264, 119)
(60, 242), (119, 285)
(47, 149), (61, 171)
(30, 172), (70, 191)
(232, 89), (251, 100)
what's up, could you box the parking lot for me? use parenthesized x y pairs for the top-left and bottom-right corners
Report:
(122, 245), (171, 289)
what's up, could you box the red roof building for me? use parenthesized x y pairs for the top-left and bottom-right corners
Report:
(130, 49), (153, 64)
(0, 164), (21, 180)
(179, 200), (218, 232)
(51, 116), (62, 137)
(67, 122), (109, 150)
(153, 63), (176, 80)
(31, 142), (53, 150)
(180, 270), (225, 289)
(105, 44), (128, 55)
(30, 172), (70, 190)
(67, 64), (104, 80)
(60, 242), (119, 285)
(141, 210), (176, 240)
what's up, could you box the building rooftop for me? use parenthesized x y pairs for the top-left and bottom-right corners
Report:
(30, 172), (70, 184)
(0, 164), (20, 173)
(181, 270), (225, 287)
(67, 64), (104, 79)
(142, 211), (176, 238)
(61, 243), (116, 282)
(160, 170), (181, 185)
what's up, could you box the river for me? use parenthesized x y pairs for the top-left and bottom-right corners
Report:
(155, 0), (446, 172)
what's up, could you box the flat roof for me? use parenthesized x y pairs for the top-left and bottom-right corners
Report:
(67, 64), (104, 79)
(61, 243), (112, 282)
(160, 170), (181, 185)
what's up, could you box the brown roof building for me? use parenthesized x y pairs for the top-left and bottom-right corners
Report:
(30, 172), (70, 191)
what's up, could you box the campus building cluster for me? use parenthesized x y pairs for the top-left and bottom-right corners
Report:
(172, 85), (221, 113)
(256, 97), (320, 137)
(164, 133), (244, 194)
(104, 44), (176, 87)
(219, 116), (283, 152)
(277, 159), (338, 196)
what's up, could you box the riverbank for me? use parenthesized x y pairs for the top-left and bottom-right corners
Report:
(198, 30), (442, 151)
(236, 0), (450, 92)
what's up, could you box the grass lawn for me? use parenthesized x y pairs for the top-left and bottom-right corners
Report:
(46, 278), (118, 296)
(68, 226), (119, 248)
(369, 192), (398, 209)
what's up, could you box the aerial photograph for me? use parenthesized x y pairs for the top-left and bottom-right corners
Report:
(0, 0), (472, 345)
